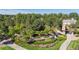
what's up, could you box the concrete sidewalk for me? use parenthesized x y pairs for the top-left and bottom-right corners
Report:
(59, 34), (74, 50)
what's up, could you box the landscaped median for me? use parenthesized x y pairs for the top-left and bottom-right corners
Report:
(15, 35), (66, 50)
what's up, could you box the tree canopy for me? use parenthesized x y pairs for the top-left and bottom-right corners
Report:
(0, 13), (79, 40)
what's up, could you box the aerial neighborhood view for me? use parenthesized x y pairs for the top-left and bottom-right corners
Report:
(0, 9), (79, 50)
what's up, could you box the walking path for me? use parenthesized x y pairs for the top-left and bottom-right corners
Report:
(0, 38), (26, 50)
(7, 43), (26, 50)
(0, 38), (11, 45)
(59, 33), (75, 50)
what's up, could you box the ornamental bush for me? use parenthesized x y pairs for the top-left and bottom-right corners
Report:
(56, 35), (66, 41)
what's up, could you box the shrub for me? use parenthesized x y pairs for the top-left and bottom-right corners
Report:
(8, 26), (15, 36)
(43, 25), (51, 34)
(56, 35), (66, 41)
(74, 28), (79, 34)
(32, 19), (45, 31)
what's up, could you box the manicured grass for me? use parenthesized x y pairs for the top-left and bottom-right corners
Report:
(15, 39), (65, 50)
(33, 38), (55, 44)
(15, 34), (66, 50)
(67, 40), (79, 50)
(50, 40), (65, 50)
(0, 45), (14, 50)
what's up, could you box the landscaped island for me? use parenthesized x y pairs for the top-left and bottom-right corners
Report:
(0, 12), (79, 50)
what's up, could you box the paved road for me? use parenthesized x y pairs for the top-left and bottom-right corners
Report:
(7, 43), (26, 50)
(59, 33), (74, 50)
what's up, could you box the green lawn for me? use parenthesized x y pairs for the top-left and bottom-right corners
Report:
(67, 40), (79, 50)
(15, 40), (65, 50)
(0, 45), (14, 50)
(15, 35), (66, 50)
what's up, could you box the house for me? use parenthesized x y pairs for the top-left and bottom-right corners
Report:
(62, 18), (77, 31)
(62, 18), (76, 25)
